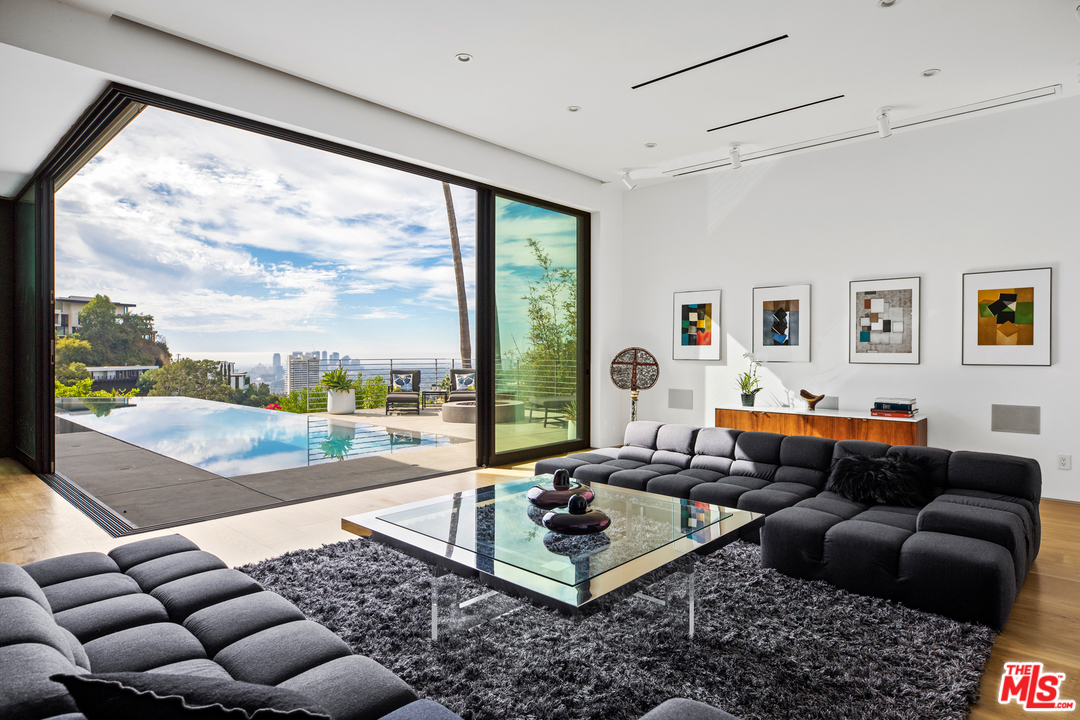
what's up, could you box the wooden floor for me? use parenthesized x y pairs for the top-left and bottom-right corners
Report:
(1, 457), (1076, 717)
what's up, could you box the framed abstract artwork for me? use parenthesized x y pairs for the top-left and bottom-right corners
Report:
(849, 277), (920, 364)
(962, 267), (1051, 366)
(673, 290), (721, 360)
(752, 284), (810, 362)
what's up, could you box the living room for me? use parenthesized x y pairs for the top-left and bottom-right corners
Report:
(2, 2), (1078, 719)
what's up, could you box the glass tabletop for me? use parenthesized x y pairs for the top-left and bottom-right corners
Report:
(377, 476), (732, 587)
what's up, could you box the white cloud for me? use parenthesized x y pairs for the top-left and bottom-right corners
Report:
(351, 308), (410, 320)
(55, 107), (478, 347)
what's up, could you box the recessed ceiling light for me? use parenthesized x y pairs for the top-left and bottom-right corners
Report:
(455, 53), (472, 62)
(879, 0), (897, 6)
(567, 106), (581, 112)
(645, 143), (657, 148)
(922, 68), (941, 77)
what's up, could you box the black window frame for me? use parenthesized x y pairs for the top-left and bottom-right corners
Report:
(16, 82), (591, 471)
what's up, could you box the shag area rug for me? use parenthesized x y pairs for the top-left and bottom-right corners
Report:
(239, 539), (996, 720)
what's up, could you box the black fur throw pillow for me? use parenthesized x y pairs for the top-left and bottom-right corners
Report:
(825, 455), (934, 507)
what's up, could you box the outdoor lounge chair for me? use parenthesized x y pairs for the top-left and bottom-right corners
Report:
(447, 367), (477, 403)
(385, 370), (422, 415)
(526, 395), (575, 427)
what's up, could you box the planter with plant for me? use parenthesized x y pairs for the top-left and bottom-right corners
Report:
(736, 353), (763, 407)
(564, 400), (578, 438)
(321, 366), (358, 415)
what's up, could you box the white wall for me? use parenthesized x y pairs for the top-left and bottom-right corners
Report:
(0, 0), (628, 448)
(619, 93), (1080, 502)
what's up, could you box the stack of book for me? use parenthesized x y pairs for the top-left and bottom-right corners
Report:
(872, 397), (918, 418)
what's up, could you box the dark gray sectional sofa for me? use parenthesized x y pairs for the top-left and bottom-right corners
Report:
(536, 420), (1041, 629)
(1, 533), (462, 720)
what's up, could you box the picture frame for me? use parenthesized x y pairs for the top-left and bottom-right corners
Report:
(673, 290), (721, 361)
(962, 267), (1051, 366)
(849, 277), (920, 364)
(752, 284), (811, 362)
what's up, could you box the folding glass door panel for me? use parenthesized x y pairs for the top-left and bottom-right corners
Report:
(14, 181), (54, 472)
(488, 195), (587, 463)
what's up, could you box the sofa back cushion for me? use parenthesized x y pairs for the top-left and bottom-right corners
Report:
(832, 439), (890, 463)
(887, 446), (952, 490)
(623, 421), (663, 449)
(948, 451), (1041, 503)
(0, 563), (53, 614)
(619, 421), (664, 463)
(730, 432), (785, 482)
(688, 428), (741, 474)
(775, 436), (837, 490)
(0, 596), (78, 666)
(651, 424), (699, 469)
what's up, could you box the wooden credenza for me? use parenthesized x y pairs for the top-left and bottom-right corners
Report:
(715, 406), (927, 446)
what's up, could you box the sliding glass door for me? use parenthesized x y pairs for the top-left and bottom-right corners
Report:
(17, 83), (589, 482)
(482, 195), (588, 465)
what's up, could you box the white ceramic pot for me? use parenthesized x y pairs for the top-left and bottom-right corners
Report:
(568, 420), (577, 439)
(327, 389), (356, 414)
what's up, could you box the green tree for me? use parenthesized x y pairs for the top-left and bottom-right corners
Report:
(136, 367), (161, 395)
(56, 337), (93, 366)
(521, 237), (577, 395)
(56, 362), (90, 385)
(147, 359), (234, 402)
(76, 294), (169, 366)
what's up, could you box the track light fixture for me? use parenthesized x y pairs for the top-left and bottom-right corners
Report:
(729, 144), (742, 169)
(877, 108), (892, 138)
(621, 172), (637, 190)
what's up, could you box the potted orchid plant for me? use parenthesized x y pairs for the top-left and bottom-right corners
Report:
(736, 352), (762, 407)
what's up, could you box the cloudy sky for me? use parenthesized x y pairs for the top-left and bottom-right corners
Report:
(54, 106), (579, 370)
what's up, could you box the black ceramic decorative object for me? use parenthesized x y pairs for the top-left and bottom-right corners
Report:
(542, 495), (611, 535)
(526, 469), (595, 510)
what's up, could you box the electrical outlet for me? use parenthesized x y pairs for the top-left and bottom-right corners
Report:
(1058, 454), (1072, 470)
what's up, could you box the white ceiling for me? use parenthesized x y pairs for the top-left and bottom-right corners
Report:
(3, 0), (1080, 196)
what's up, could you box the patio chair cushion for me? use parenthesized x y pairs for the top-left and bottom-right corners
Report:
(452, 372), (475, 391)
(391, 373), (415, 392)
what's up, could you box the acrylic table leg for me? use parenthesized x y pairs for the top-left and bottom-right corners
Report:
(430, 566), (443, 641)
(687, 565), (695, 639)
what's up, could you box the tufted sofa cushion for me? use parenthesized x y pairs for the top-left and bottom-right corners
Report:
(546, 420), (1042, 628)
(3, 535), (463, 720)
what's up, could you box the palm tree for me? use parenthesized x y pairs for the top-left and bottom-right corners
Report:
(442, 182), (472, 369)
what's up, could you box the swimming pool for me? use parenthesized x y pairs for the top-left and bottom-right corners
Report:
(55, 396), (452, 477)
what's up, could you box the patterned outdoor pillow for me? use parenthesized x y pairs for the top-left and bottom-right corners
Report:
(454, 373), (475, 391)
(391, 373), (413, 392)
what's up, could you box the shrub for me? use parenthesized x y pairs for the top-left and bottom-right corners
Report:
(54, 378), (138, 398)
(278, 388), (317, 414)
(359, 375), (388, 409)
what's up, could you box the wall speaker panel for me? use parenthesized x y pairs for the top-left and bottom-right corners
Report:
(668, 389), (694, 410)
(991, 404), (1040, 435)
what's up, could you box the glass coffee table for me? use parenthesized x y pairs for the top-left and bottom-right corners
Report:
(342, 476), (763, 639)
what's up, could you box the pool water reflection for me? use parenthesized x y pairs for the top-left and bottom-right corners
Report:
(55, 396), (452, 477)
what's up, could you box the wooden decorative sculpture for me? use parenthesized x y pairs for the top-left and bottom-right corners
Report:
(800, 389), (825, 411)
(610, 347), (660, 422)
